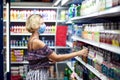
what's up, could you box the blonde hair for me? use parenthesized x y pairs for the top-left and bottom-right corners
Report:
(26, 14), (42, 33)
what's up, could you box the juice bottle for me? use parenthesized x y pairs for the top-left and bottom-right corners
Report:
(118, 34), (120, 47)
(108, 33), (112, 44)
(112, 33), (116, 46)
(76, 5), (81, 16)
(14, 10), (17, 20)
(115, 34), (119, 47)
(10, 10), (14, 20)
(112, 0), (119, 7)
(105, 0), (112, 9)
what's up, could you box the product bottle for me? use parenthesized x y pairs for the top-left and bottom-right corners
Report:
(13, 10), (17, 20)
(11, 10), (14, 20)
(76, 4), (81, 16)
(69, 4), (74, 18)
(105, 0), (112, 9)
(112, 0), (119, 7)
(64, 68), (69, 80)
(83, 68), (89, 80)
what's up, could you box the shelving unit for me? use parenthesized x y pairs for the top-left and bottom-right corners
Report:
(71, 6), (120, 22)
(9, 4), (59, 80)
(8, 3), (70, 80)
(62, 0), (120, 80)
(11, 33), (55, 36)
(56, 46), (71, 49)
(11, 20), (56, 23)
(72, 36), (120, 54)
(11, 46), (57, 49)
(75, 57), (108, 80)
(10, 6), (57, 9)
(11, 61), (29, 64)
(4, 0), (119, 80)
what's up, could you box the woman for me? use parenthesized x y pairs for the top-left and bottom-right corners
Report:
(26, 14), (88, 80)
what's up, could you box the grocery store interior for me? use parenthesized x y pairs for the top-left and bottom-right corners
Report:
(1, 0), (120, 80)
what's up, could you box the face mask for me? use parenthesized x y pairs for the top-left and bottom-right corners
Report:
(38, 23), (46, 34)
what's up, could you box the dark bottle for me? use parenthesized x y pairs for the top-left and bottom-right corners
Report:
(64, 68), (69, 80)
(83, 68), (89, 80)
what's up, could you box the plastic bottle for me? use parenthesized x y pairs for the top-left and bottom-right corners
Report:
(23, 10), (27, 20)
(36, 10), (39, 15)
(72, 4), (76, 17)
(50, 25), (52, 33)
(15, 40), (18, 46)
(18, 41), (22, 46)
(45, 10), (48, 20)
(50, 10), (53, 20)
(64, 68), (69, 80)
(24, 40), (27, 47)
(48, 41), (51, 46)
(112, 0), (119, 7)
(11, 10), (14, 20)
(69, 4), (74, 18)
(17, 10), (20, 20)
(51, 41), (54, 46)
(10, 40), (13, 47)
(53, 10), (56, 20)
(13, 10), (17, 20)
(105, 0), (112, 9)
(42, 37), (45, 43)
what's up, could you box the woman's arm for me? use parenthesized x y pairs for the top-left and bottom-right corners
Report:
(48, 49), (88, 62)
(33, 39), (88, 62)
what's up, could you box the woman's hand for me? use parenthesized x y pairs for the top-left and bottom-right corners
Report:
(78, 48), (89, 57)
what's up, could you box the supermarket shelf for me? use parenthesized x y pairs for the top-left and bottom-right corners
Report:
(57, 61), (70, 64)
(72, 36), (120, 54)
(11, 2), (56, 9)
(61, 0), (82, 6)
(11, 33), (55, 36)
(72, 36), (100, 47)
(100, 30), (120, 34)
(66, 41), (73, 48)
(71, 6), (120, 22)
(11, 46), (27, 49)
(11, 46), (56, 49)
(61, 0), (70, 6)
(75, 57), (109, 80)
(99, 43), (120, 54)
(57, 20), (66, 23)
(11, 6), (57, 9)
(56, 46), (71, 49)
(48, 78), (61, 80)
(11, 20), (56, 23)
(11, 61), (29, 64)
(11, 33), (31, 36)
(66, 20), (72, 24)
(67, 62), (83, 80)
